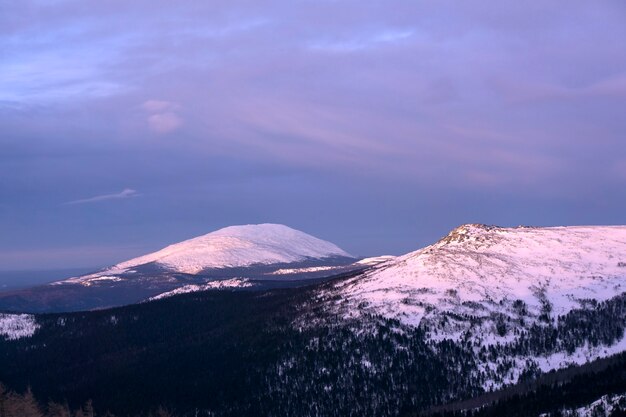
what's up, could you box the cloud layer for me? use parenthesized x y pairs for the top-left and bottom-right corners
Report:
(1, 0), (626, 269)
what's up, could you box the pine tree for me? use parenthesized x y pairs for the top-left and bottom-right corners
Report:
(0, 384), (7, 417)
(5, 387), (43, 417)
(47, 401), (72, 417)
(83, 400), (95, 417)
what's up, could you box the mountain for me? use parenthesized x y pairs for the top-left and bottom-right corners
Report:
(327, 224), (626, 388)
(0, 224), (625, 417)
(75, 223), (353, 276)
(333, 223), (626, 325)
(0, 224), (360, 313)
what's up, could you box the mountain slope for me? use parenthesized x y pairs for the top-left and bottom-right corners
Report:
(321, 224), (626, 389)
(3, 269), (625, 417)
(90, 223), (352, 276)
(333, 224), (626, 326)
(1, 224), (625, 417)
(0, 224), (357, 313)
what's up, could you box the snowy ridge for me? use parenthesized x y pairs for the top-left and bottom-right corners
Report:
(148, 278), (255, 300)
(334, 224), (626, 328)
(270, 256), (396, 276)
(61, 224), (352, 283)
(60, 275), (123, 286)
(319, 224), (626, 390)
(0, 313), (39, 340)
(270, 266), (342, 275)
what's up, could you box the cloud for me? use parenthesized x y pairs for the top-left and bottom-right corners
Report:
(3, 0), (626, 268)
(142, 100), (180, 113)
(309, 28), (414, 52)
(147, 112), (182, 133)
(64, 188), (139, 205)
(142, 100), (183, 133)
(495, 73), (626, 104)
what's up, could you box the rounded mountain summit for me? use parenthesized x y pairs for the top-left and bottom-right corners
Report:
(109, 223), (354, 275)
(0, 224), (361, 313)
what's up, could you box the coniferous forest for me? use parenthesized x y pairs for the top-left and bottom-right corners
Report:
(2, 281), (626, 417)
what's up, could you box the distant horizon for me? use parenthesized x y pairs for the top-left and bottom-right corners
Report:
(0, 268), (97, 290)
(2, 221), (625, 274)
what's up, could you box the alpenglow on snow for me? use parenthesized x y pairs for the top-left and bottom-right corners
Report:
(64, 223), (353, 281)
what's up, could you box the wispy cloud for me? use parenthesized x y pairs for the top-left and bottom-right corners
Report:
(142, 100), (180, 113)
(64, 188), (139, 205)
(142, 100), (183, 133)
(309, 28), (414, 52)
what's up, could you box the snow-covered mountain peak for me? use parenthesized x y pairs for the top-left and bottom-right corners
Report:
(210, 223), (313, 239)
(435, 223), (502, 246)
(332, 225), (626, 327)
(86, 224), (353, 276)
(316, 224), (626, 389)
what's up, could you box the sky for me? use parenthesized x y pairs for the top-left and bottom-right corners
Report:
(1, 0), (626, 271)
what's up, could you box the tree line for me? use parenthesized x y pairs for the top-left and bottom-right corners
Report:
(0, 383), (174, 417)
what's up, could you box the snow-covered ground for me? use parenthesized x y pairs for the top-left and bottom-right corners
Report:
(270, 256), (395, 275)
(317, 224), (626, 390)
(60, 224), (353, 285)
(270, 266), (343, 275)
(540, 393), (626, 417)
(149, 278), (255, 300)
(471, 330), (626, 391)
(333, 224), (626, 328)
(536, 332), (626, 373)
(355, 256), (396, 266)
(59, 274), (124, 286)
(0, 313), (39, 340)
(115, 223), (352, 274)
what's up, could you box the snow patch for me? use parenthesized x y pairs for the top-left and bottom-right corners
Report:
(0, 313), (39, 340)
(271, 266), (342, 275)
(61, 275), (124, 286)
(149, 278), (254, 300)
(536, 332), (626, 373)
(356, 256), (396, 266)
(540, 393), (626, 417)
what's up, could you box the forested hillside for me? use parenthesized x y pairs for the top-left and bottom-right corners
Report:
(2, 277), (626, 417)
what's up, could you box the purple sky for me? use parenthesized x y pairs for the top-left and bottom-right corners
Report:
(2, 0), (626, 270)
